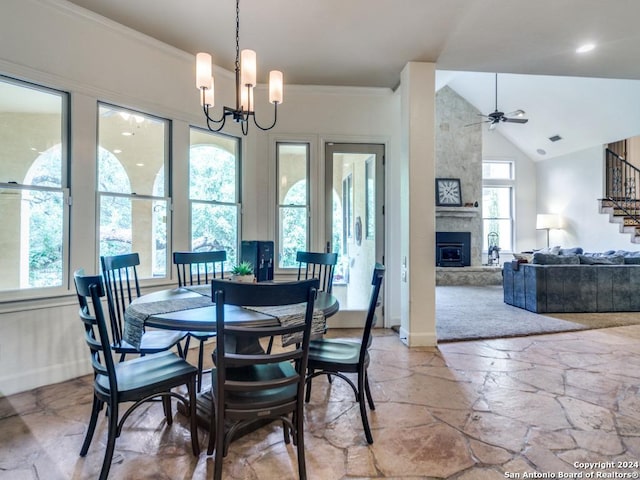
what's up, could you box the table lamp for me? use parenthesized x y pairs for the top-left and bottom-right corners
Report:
(536, 213), (562, 248)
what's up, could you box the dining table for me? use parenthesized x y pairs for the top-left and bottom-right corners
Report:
(123, 283), (339, 430)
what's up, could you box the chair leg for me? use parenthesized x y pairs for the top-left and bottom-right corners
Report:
(162, 395), (173, 425)
(296, 405), (307, 480)
(197, 339), (205, 393)
(357, 371), (374, 444)
(183, 335), (192, 357)
(304, 368), (314, 403)
(364, 370), (375, 410)
(213, 408), (225, 480)
(188, 377), (200, 456)
(80, 395), (102, 456)
(99, 403), (118, 480)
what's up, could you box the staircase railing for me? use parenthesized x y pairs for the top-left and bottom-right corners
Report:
(605, 148), (640, 226)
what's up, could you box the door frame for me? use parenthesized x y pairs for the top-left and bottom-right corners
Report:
(324, 142), (385, 327)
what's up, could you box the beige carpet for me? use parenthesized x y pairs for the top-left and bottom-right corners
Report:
(436, 285), (640, 342)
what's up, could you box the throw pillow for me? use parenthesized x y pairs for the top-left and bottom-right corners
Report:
(558, 247), (584, 256)
(513, 253), (533, 263)
(535, 246), (561, 255)
(532, 252), (580, 265)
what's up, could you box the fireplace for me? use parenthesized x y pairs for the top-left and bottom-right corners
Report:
(436, 232), (471, 267)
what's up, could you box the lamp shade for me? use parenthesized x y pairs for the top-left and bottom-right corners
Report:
(240, 49), (257, 87)
(536, 213), (562, 230)
(269, 70), (283, 104)
(195, 53), (212, 90)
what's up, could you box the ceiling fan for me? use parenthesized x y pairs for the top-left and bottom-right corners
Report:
(467, 74), (529, 130)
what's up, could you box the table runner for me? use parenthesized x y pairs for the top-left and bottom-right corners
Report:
(124, 286), (325, 349)
(187, 284), (326, 346)
(124, 296), (212, 349)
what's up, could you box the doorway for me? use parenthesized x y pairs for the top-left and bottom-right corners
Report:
(324, 143), (385, 326)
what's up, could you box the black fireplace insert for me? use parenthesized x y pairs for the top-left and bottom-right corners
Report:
(436, 232), (471, 267)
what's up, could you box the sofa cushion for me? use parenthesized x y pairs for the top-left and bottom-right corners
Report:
(535, 246), (561, 255)
(558, 247), (583, 256)
(612, 250), (640, 264)
(578, 254), (624, 265)
(532, 252), (580, 265)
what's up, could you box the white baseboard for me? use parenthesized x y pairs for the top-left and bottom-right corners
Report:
(1, 359), (91, 397)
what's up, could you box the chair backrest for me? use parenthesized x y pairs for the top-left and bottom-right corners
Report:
(173, 250), (226, 287)
(210, 278), (319, 418)
(296, 251), (338, 293)
(358, 263), (385, 365)
(74, 269), (118, 395)
(100, 252), (141, 346)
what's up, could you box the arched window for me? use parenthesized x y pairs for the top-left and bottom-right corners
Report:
(189, 129), (240, 265)
(98, 147), (132, 256)
(21, 145), (64, 288)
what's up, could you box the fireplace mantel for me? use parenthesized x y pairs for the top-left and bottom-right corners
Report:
(435, 206), (479, 218)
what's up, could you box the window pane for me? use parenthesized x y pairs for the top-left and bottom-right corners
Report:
(0, 80), (64, 186)
(189, 129), (238, 203)
(482, 161), (513, 180)
(483, 219), (513, 252)
(0, 76), (67, 293)
(98, 104), (167, 197)
(277, 143), (309, 268)
(99, 195), (168, 277)
(279, 206), (307, 268)
(189, 128), (240, 263)
(98, 104), (169, 279)
(191, 202), (239, 265)
(482, 187), (511, 218)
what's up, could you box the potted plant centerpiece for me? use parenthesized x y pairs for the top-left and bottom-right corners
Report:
(231, 261), (255, 283)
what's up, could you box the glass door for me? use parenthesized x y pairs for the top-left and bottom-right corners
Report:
(325, 143), (384, 316)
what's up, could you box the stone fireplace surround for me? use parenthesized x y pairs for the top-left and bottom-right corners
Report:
(434, 86), (503, 285)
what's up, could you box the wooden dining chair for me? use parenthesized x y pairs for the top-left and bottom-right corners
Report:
(207, 278), (319, 480)
(74, 269), (200, 480)
(296, 251), (338, 293)
(173, 250), (226, 392)
(305, 263), (385, 444)
(101, 252), (187, 361)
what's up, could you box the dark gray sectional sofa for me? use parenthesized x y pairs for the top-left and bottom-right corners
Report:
(503, 249), (640, 313)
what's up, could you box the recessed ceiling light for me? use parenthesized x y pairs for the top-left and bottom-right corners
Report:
(537, 149), (547, 155)
(136, 163), (145, 167)
(121, 131), (134, 136)
(113, 149), (122, 154)
(576, 43), (595, 54)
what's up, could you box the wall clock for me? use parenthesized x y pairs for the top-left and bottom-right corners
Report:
(435, 178), (462, 206)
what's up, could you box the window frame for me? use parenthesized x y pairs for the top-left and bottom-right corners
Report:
(0, 75), (70, 301)
(188, 126), (242, 266)
(482, 159), (515, 254)
(276, 141), (311, 270)
(96, 102), (172, 282)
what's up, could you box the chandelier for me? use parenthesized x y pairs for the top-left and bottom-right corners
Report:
(195, 0), (283, 135)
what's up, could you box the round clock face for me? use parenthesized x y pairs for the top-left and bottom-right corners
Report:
(438, 180), (460, 205)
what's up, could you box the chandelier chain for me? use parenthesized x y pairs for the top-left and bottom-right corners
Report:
(235, 0), (240, 72)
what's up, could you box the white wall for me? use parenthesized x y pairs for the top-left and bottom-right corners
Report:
(0, 0), (402, 395)
(536, 146), (640, 252)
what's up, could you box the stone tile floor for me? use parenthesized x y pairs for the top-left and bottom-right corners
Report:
(2, 326), (640, 479)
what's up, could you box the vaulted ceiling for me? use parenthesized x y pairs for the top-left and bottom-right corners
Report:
(64, 0), (640, 159)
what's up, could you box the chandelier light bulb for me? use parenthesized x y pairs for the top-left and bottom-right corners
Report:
(240, 49), (257, 88)
(269, 70), (283, 104)
(196, 53), (212, 90)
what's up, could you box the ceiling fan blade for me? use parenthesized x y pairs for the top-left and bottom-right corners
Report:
(464, 120), (489, 127)
(503, 118), (529, 124)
